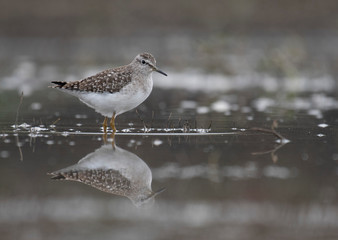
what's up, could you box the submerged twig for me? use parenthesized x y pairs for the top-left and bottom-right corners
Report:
(251, 142), (286, 163)
(15, 92), (24, 161)
(15, 92), (24, 128)
(150, 111), (155, 129)
(166, 112), (172, 129)
(250, 127), (285, 140)
(135, 109), (148, 132)
(250, 119), (285, 140)
(51, 118), (61, 126)
(183, 120), (190, 133)
(250, 120), (288, 163)
(208, 121), (212, 130)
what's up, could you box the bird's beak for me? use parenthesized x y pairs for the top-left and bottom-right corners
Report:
(151, 187), (166, 197)
(153, 67), (168, 76)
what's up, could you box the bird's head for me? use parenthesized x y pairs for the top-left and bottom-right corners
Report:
(133, 52), (167, 76)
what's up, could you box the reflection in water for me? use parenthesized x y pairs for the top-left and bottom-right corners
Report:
(48, 143), (165, 207)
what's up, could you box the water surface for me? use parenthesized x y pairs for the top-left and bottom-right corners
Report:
(1, 43), (338, 240)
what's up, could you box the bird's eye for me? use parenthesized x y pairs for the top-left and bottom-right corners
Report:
(141, 60), (146, 64)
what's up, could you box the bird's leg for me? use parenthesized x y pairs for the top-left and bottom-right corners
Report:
(111, 131), (116, 149)
(103, 116), (108, 134)
(110, 113), (116, 132)
(103, 132), (108, 144)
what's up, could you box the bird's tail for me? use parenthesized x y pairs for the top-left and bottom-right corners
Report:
(50, 81), (67, 88)
(47, 172), (66, 180)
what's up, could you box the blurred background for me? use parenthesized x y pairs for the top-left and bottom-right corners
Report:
(1, 1), (338, 240)
(1, 0), (338, 77)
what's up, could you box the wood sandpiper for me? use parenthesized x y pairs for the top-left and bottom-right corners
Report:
(51, 52), (167, 133)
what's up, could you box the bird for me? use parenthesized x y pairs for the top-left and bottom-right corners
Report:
(48, 143), (165, 207)
(51, 53), (167, 133)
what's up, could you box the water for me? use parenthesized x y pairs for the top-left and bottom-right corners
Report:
(1, 38), (338, 239)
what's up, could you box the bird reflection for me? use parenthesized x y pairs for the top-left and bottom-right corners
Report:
(48, 142), (165, 207)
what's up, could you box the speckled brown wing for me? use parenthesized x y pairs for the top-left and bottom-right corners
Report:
(52, 65), (133, 93)
(50, 169), (132, 195)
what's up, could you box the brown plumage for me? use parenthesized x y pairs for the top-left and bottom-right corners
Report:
(52, 65), (133, 94)
(51, 169), (132, 196)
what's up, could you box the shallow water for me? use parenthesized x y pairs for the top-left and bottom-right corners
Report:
(1, 46), (338, 239)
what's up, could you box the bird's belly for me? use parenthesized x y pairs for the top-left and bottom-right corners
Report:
(78, 84), (152, 118)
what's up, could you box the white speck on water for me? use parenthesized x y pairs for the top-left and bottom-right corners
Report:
(121, 128), (131, 132)
(197, 106), (210, 114)
(46, 140), (54, 145)
(0, 151), (10, 158)
(30, 126), (48, 132)
(153, 139), (163, 146)
(196, 128), (210, 133)
(30, 102), (42, 110)
(240, 128), (246, 132)
(308, 109), (323, 119)
(18, 123), (31, 129)
(253, 98), (275, 112)
(263, 166), (292, 179)
(75, 114), (88, 119)
(211, 100), (230, 113)
(128, 122), (134, 127)
(29, 126), (48, 137)
(318, 123), (329, 128)
(28, 133), (43, 138)
(4, 139), (11, 143)
(61, 132), (69, 137)
(231, 128), (237, 130)
(276, 138), (291, 144)
(180, 100), (197, 109)
(317, 133), (325, 137)
(247, 116), (254, 121)
(127, 139), (136, 147)
(76, 123), (82, 127)
(69, 141), (76, 146)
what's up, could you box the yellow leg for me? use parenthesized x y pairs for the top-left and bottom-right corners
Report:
(103, 116), (108, 134)
(111, 130), (116, 149)
(110, 113), (116, 132)
(103, 132), (108, 144)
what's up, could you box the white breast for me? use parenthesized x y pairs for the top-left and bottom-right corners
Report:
(77, 74), (153, 118)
